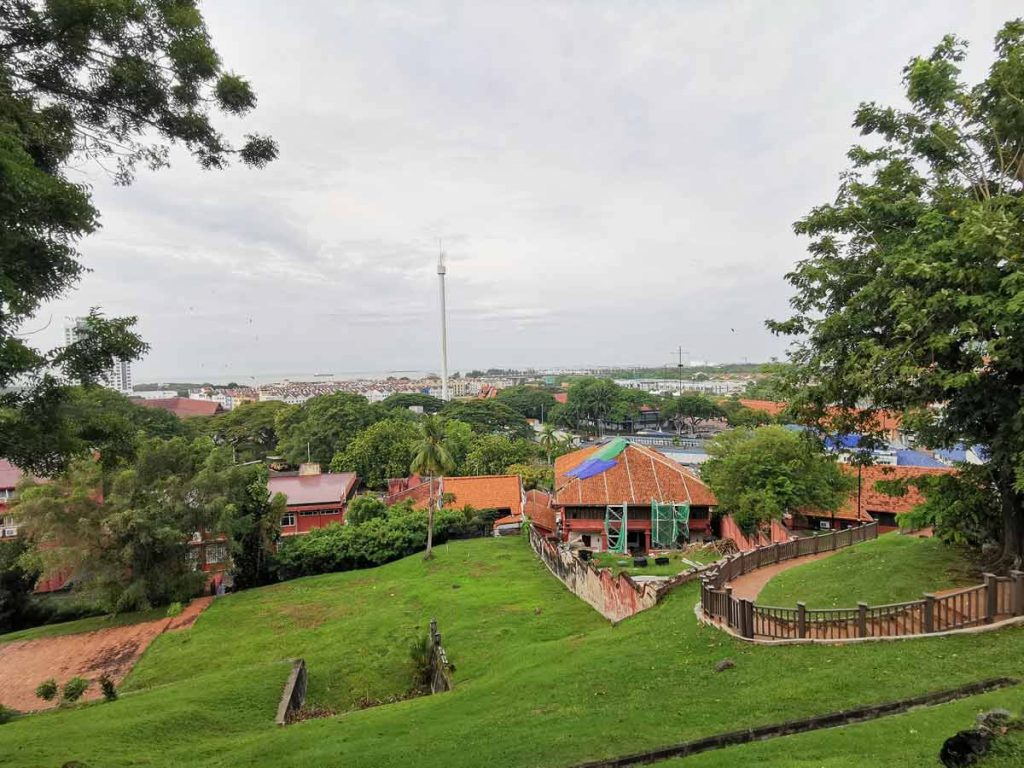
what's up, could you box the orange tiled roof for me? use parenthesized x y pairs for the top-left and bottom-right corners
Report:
(553, 442), (717, 507)
(553, 393), (568, 404)
(386, 474), (524, 514)
(493, 513), (524, 528)
(443, 475), (523, 514)
(525, 489), (557, 531)
(136, 397), (222, 418)
(802, 463), (955, 522)
(738, 399), (786, 416)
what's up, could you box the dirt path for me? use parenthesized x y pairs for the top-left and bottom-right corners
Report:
(726, 550), (839, 601)
(0, 597), (212, 712)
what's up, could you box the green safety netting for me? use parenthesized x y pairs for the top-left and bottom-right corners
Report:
(604, 504), (628, 554)
(651, 501), (690, 548)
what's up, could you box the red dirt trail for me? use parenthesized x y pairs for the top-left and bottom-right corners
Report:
(0, 596), (212, 712)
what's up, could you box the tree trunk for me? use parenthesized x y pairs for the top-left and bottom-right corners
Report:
(424, 474), (435, 560)
(998, 464), (1024, 569)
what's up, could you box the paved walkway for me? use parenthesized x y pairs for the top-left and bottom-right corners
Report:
(726, 550), (839, 601)
(0, 597), (212, 712)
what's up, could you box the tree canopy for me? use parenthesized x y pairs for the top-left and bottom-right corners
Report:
(1, 1), (275, 473)
(329, 418), (418, 490)
(463, 435), (537, 476)
(702, 426), (854, 533)
(495, 386), (556, 421)
(380, 392), (444, 414)
(440, 400), (532, 439)
(274, 393), (380, 467)
(661, 394), (724, 435)
(769, 21), (1024, 562)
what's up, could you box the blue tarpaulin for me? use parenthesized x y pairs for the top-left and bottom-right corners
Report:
(565, 458), (618, 480)
(895, 449), (947, 468)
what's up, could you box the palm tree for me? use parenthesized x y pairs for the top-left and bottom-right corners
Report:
(539, 424), (558, 465)
(410, 415), (455, 560)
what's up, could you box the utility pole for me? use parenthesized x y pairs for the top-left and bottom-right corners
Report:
(677, 346), (685, 397)
(438, 242), (449, 402)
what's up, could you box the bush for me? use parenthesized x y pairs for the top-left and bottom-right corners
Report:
(0, 704), (18, 724)
(345, 495), (388, 526)
(35, 678), (58, 702)
(98, 674), (117, 702)
(61, 677), (89, 704)
(276, 500), (476, 579)
(166, 601), (183, 618)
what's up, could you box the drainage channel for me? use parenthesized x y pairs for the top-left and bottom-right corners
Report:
(569, 677), (1020, 768)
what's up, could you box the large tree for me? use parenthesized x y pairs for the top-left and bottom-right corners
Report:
(275, 393), (380, 467)
(1, 1), (275, 474)
(495, 385), (556, 421)
(702, 426), (854, 534)
(440, 400), (532, 440)
(204, 400), (288, 462)
(661, 393), (724, 435)
(463, 435), (536, 476)
(329, 417), (418, 489)
(769, 21), (1024, 563)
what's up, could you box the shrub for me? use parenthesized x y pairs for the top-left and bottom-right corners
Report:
(345, 495), (388, 526)
(0, 704), (18, 724)
(166, 601), (183, 618)
(35, 678), (58, 702)
(61, 677), (89, 704)
(98, 674), (117, 702)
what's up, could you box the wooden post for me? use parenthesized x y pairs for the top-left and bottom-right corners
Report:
(924, 594), (936, 633)
(797, 602), (807, 639)
(1011, 571), (1024, 616)
(984, 573), (997, 623)
(742, 599), (755, 639)
(857, 602), (868, 638)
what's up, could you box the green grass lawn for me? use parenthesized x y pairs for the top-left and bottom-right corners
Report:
(592, 548), (721, 577)
(0, 606), (169, 644)
(0, 536), (1021, 767)
(663, 689), (1024, 767)
(758, 533), (977, 609)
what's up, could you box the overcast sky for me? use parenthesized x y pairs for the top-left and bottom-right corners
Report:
(34, 1), (1021, 382)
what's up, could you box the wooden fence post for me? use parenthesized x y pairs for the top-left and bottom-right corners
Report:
(742, 599), (755, 639)
(1011, 571), (1024, 616)
(797, 602), (807, 639)
(984, 573), (997, 623)
(923, 594), (936, 633)
(857, 602), (868, 638)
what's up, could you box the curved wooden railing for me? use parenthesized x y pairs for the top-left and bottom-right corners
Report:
(700, 523), (1024, 641)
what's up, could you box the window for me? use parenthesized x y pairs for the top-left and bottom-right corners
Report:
(0, 489), (12, 501)
(186, 547), (199, 570)
(205, 543), (228, 565)
(281, 513), (296, 527)
(300, 509), (338, 516)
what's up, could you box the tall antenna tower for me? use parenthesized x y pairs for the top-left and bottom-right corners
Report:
(437, 242), (449, 402)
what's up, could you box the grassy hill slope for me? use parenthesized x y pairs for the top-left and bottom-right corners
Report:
(758, 533), (977, 609)
(1, 536), (1022, 768)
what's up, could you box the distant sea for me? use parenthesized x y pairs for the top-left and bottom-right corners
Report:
(136, 370), (438, 387)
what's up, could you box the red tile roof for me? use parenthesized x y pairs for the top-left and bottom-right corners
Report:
(493, 513), (524, 529)
(135, 397), (223, 418)
(385, 474), (524, 513)
(0, 460), (43, 492)
(525, 489), (557, 532)
(802, 464), (955, 522)
(443, 475), (523, 513)
(738, 399), (786, 416)
(554, 442), (717, 507)
(268, 472), (358, 507)
(553, 393), (568, 404)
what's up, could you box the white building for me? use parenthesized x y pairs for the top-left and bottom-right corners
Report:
(135, 390), (179, 400)
(64, 317), (134, 395)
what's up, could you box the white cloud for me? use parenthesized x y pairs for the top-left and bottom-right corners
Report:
(34, 0), (1022, 380)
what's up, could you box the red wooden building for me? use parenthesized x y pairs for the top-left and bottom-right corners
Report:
(269, 464), (358, 536)
(552, 441), (717, 552)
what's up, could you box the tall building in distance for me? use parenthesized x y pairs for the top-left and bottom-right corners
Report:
(63, 317), (134, 395)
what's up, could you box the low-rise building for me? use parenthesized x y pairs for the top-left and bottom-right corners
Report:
(552, 439), (717, 552)
(386, 474), (525, 519)
(135, 397), (223, 418)
(269, 464), (358, 536)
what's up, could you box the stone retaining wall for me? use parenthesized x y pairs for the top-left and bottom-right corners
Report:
(528, 526), (708, 622)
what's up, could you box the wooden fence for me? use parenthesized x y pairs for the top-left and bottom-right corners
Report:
(700, 523), (1024, 640)
(428, 618), (455, 693)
